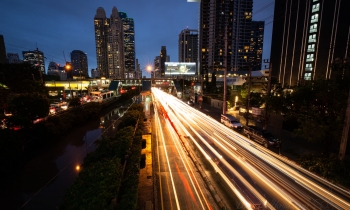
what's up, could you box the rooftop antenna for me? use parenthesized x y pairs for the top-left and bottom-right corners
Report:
(63, 51), (67, 63)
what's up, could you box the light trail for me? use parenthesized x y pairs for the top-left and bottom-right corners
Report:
(152, 88), (350, 209)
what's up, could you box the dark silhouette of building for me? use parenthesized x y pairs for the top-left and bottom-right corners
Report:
(70, 50), (88, 77)
(251, 21), (264, 70)
(270, 0), (350, 87)
(94, 6), (125, 79)
(0, 35), (6, 64)
(178, 28), (198, 63)
(119, 12), (136, 73)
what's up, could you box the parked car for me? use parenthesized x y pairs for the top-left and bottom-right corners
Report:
(243, 125), (281, 148)
(187, 100), (194, 106)
(221, 114), (243, 131)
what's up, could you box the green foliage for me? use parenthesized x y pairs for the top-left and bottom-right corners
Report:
(83, 127), (134, 167)
(298, 153), (350, 188)
(60, 158), (122, 210)
(61, 106), (144, 210)
(117, 110), (142, 129)
(69, 97), (81, 107)
(7, 93), (50, 126)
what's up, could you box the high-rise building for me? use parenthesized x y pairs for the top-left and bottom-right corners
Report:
(154, 54), (170, 78)
(270, 0), (350, 87)
(0, 35), (6, 64)
(71, 50), (88, 77)
(22, 49), (45, 74)
(198, 0), (255, 82)
(47, 61), (67, 80)
(251, 21), (264, 71)
(7, 53), (21, 64)
(178, 28), (198, 63)
(119, 12), (136, 72)
(91, 68), (100, 78)
(94, 6), (125, 79)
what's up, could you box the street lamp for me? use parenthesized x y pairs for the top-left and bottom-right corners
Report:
(79, 70), (83, 96)
(146, 65), (152, 78)
(65, 63), (72, 99)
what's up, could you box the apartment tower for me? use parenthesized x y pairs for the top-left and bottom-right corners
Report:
(270, 0), (350, 87)
(178, 28), (199, 63)
(70, 50), (88, 77)
(94, 6), (125, 79)
(119, 12), (136, 73)
(198, 0), (255, 81)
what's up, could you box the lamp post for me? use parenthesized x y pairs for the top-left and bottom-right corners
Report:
(79, 70), (83, 96)
(65, 63), (72, 98)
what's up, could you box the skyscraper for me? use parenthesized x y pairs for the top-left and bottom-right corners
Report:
(198, 0), (254, 83)
(178, 28), (198, 63)
(0, 35), (6, 64)
(119, 12), (136, 73)
(70, 50), (88, 77)
(270, 0), (350, 87)
(94, 6), (125, 79)
(22, 49), (45, 74)
(251, 21), (264, 71)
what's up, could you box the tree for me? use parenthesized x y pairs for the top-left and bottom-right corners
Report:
(269, 79), (347, 154)
(7, 93), (50, 127)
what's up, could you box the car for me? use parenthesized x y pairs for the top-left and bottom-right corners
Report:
(221, 114), (243, 131)
(187, 100), (194, 106)
(243, 125), (281, 148)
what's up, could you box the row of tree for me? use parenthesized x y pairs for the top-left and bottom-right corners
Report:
(59, 104), (145, 209)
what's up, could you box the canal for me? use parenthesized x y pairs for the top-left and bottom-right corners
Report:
(2, 103), (131, 210)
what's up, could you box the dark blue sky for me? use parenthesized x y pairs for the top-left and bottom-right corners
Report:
(0, 0), (274, 76)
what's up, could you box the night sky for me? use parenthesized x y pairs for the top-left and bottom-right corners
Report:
(0, 0), (274, 76)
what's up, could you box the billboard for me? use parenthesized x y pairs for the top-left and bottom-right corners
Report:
(165, 62), (196, 75)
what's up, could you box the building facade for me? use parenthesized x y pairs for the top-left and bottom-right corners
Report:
(91, 68), (100, 78)
(251, 21), (264, 71)
(198, 0), (255, 81)
(0, 35), (7, 64)
(154, 52), (170, 78)
(22, 49), (45, 74)
(94, 6), (125, 79)
(178, 28), (198, 63)
(47, 61), (67, 80)
(70, 50), (88, 78)
(7, 53), (21, 64)
(119, 12), (136, 72)
(270, 0), (350, 87)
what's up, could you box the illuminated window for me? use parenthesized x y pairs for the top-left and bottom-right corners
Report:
(305, 63), (313, 71)
(304, 73), (312, 80)
(307, 44), (315, 52)
(312, 3), (320, 12)
(310, 24), (317, 33)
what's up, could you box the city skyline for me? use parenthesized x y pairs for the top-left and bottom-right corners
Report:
(0, 0), (274, 76)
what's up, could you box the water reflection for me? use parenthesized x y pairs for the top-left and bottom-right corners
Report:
(2, 104), (129, 210)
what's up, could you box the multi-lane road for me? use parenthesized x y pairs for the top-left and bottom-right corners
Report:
(152, 88), (350, 210)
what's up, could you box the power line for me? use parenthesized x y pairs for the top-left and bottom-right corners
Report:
(253, 1), (275, 16)
(4, 42), (67, 64)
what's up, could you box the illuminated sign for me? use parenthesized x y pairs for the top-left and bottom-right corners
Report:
(165, 62), (196, 75)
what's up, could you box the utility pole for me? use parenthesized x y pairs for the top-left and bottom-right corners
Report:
(36, 47), (43, 83)
(223, 26), (227, 114)
(245, 66), (252, 126)
(264, 60), (272, 130)
(340, 89), (350, 161)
